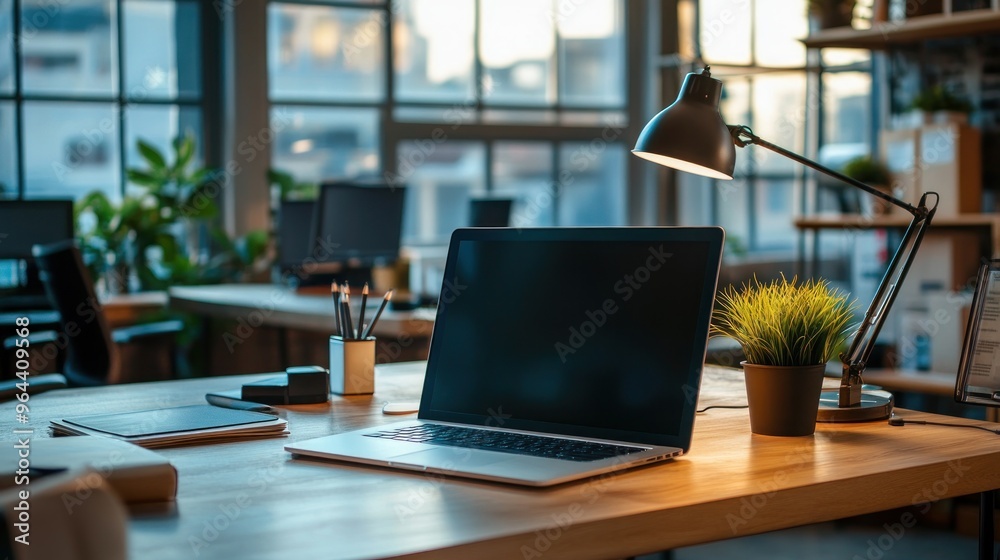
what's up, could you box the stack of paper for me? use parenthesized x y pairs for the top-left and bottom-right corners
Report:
(50, 405), (288, 448)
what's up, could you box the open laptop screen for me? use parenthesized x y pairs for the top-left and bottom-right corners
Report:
(419, 227), (724, 449)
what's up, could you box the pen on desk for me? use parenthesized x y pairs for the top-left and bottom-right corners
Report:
(331, 282), (341, 336)
(361, 289), (392, 339)
(342, 292), (355, 340)
(205, 393), (278, 415)
(358, 283), (369, 339)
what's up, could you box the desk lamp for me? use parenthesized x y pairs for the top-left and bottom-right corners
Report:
(634, 67), (939, 421)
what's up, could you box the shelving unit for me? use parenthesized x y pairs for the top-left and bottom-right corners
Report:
(803, 8), (1000, 49)
(797, 7), (1000, 388)
(794, 214), (1000, 256)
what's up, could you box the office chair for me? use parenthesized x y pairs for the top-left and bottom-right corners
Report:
(2, 241), (183, 387)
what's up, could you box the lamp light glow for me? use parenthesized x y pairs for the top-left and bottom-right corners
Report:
(632, 152), (734, 180)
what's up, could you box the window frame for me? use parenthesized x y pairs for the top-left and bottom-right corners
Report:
(2, 0), (212, 201)
(683, 0), (877, 256)
(265, 0), (648, 245)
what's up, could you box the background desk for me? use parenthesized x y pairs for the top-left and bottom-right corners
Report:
(8, 363), (1000, 559)
(863, 367), (1000, 422)
(169, 285), (435, 374)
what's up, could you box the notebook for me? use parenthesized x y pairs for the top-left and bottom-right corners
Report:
(51, 405), (288, 448)
(287, 227), (725, 486)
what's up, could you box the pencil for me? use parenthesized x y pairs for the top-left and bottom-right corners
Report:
(358, 283), (369, 340)
(361, 289), (393, 339)
(342, 292), (355, 340)
(331, 282), (341, 336)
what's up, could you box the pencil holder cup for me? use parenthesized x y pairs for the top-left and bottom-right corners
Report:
(329, 336), (376, 395)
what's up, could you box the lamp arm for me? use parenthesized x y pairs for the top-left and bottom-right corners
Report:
(728, 125), (919, 216)
(837, 200), (936, 405)
(727, 124), (940, 408)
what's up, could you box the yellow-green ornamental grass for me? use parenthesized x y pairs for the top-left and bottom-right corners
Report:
(712, 276), (857, 367)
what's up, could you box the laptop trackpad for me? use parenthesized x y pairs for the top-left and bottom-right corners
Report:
(388, 448), (507, 470)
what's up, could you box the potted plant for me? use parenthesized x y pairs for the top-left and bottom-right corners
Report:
(910, 86), (973, 125)
(841, 156), (893, 215)
(712, 276), (856, 436)
(808, 0), (856, 30)
(76, 136), (270, 292)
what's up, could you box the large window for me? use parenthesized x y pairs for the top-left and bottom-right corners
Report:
(677, 0), (872, 256)
(268, 0), (630, 246)
(0, 0), (204, 201)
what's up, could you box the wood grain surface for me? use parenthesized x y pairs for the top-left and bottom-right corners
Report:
(5, 363), (1000, 559)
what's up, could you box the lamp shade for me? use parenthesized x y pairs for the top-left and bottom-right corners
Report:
(632, 68), (736, 180)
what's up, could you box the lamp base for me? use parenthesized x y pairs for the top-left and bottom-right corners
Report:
(816, 389), (893, 422)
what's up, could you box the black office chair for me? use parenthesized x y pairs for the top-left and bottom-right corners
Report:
(2, 241), (183, 386)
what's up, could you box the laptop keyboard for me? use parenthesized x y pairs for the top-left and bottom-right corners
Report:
(364, 424), (646, 462)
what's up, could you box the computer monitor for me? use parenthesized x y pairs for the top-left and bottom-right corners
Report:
(0, 199), (74, 308)
(277, 200), (317, 273)
(311, 182), (405, 270)
(469, 198), (513, 227)
(0, 199), (75, 260)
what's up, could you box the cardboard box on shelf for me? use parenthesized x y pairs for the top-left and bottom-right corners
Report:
(881, 128), (921, 214)
(919, 123), (981, 216)
(881, 123), (982, 217)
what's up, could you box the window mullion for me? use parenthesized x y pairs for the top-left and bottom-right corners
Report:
(473, 0), (483, 108)
(383, 3), (395, 181)
(13, 0), (24, 199)
(115, 0), (126, 198)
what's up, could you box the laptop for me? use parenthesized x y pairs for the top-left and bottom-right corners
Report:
(286, 227), (725, 486)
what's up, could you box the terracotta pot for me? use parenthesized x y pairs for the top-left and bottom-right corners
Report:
(742, 362), (826, 436)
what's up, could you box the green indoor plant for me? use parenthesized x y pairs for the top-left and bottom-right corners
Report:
(712, 275), (856, 436)
(76, 136), (270, 292)
(910, 86), (973, 124)
(841, 156), (893, 215)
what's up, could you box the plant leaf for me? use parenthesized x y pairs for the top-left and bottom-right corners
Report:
(137, 140), (167, 170)
(127, 169), (162, 189)
(174, 135), (195, 172)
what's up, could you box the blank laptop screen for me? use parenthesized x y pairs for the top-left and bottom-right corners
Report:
(419, 228), (724, 449)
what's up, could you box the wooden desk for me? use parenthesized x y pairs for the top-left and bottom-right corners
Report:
(168, 285), (435, 373)
(863, 368), (958, 398)
(102, 290), (168, 329)
(169, 284), (435, 338)
(863, 368), (1000, 422)
(7, 363), (1000, 559)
